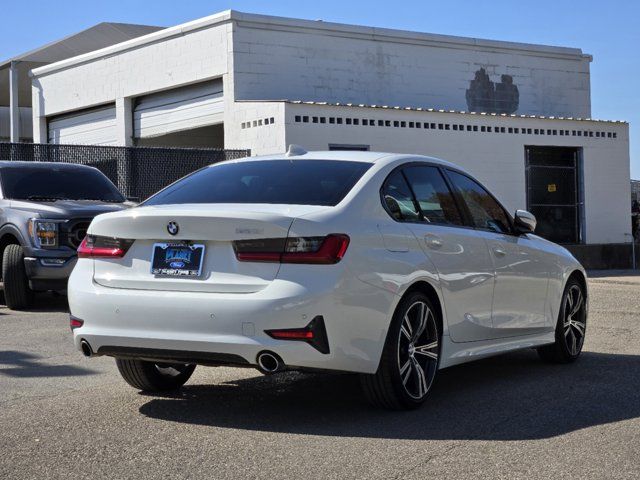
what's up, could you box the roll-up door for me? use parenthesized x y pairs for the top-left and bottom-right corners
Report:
(48, 106), (117, 145)
(133, 80), (224, 138)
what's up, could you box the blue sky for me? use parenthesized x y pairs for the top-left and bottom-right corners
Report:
(3, 0), (638, 176)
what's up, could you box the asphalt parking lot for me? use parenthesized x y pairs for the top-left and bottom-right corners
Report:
(1, 277), (639, 480)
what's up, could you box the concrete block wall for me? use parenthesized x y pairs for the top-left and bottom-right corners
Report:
(232, 12), (592, 118)
(281, 103), (629, 245)
(224, 101), (286, 154)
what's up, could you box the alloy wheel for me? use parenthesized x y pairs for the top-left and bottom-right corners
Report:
(397, 301), (439, 400)
(563, 284), (586, 356)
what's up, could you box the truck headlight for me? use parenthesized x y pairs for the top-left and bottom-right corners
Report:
(28, 219), (59, 248)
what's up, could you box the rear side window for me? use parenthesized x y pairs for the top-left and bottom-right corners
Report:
(447, 170), (512, 234)
(144, 160), (372, 207)
(381, 170), (420, 221)
(403, 166), (463, 225)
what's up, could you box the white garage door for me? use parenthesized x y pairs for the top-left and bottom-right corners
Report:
(134, 80), (224, 138)
(48, 106), (117, 145)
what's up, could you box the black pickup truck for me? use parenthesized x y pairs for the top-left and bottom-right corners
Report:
(0, 161), (133, 310)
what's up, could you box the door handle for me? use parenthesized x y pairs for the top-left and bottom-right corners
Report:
(424, 235), (443, 249)
(492, 247), (507, 257)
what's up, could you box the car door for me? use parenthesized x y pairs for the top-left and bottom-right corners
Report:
(396, 164), (497, 342)
(445, 170), (550, 335)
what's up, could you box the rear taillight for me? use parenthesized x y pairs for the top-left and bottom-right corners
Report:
(234, 234), (350, 264)
(77, 235), (134, 258)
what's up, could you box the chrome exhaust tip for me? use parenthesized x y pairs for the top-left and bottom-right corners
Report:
(80, 340), (93, 358)
(256, 351), (283, 374)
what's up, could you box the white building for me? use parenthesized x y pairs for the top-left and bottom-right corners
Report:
(28, 10), (631, 266)
(0, 22), (162, 142)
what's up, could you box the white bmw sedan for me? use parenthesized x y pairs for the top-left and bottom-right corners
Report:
(69, 149), (588, 410)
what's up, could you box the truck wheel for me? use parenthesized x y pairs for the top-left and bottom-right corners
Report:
(2, 244), (33, 310)
(116, 358), (196, 392)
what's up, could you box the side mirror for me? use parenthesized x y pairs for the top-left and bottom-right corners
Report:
(514, 209), (536, 234)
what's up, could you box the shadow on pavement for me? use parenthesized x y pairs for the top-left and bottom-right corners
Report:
(0, 290), (69, 313)
(139, 350), (640, 440)
(0, 350), (97, 378)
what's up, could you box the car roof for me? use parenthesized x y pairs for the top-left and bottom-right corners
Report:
(221, 150), (465, 171)
(0, 161), (96, 170)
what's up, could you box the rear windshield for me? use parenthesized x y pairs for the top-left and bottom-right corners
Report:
(0, 165), (125, 202)
(144, 160), (372, 207)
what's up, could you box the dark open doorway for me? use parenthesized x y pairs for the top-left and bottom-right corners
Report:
(525, 146), (583, 244)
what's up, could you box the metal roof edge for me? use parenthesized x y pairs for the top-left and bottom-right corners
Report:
(231, 11), (588, 59)
(274, 100), (627, 124)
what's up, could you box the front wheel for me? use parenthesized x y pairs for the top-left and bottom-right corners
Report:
(361, 292), (441, 410)
(537, 278), (587, 363)
(2, 244), (34, 310)
(115, 359), (196, 392)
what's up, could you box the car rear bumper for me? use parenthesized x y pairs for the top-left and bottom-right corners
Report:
(68, 259), (396, 374)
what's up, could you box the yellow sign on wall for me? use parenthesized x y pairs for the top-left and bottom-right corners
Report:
(547, 184), (557, 193)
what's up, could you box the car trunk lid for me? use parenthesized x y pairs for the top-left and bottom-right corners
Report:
(89, 204), (327, 293)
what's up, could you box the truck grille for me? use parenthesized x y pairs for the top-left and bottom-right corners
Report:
(62, 221), (91, 249)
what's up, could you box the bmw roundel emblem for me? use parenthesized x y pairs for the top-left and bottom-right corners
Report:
(167, 221), (179, 236)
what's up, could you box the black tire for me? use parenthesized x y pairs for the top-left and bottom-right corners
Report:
(537, 278), (587, 363)
(2, 244), (34, 310)
(115, 358), (196, 392)
(361, 292), (441, 410)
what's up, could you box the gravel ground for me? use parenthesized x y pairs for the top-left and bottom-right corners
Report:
(1, 279), (639, 480)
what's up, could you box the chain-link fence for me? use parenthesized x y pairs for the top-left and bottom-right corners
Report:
(0, 143), (250, 201)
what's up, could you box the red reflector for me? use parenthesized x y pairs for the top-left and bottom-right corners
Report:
(268, 330), (314, 340)
(70, 316), (84, 330)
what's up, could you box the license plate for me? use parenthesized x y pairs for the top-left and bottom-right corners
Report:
(151, 243), (205, 277)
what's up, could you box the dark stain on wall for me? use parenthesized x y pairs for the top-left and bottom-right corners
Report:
(466, 68), (519, 114)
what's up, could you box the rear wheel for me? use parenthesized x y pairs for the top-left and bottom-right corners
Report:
(361, 292), (441, 410)
(2, 244), (34, 310)
(115, 359), (196, 392)
(537, 278), (587, 363)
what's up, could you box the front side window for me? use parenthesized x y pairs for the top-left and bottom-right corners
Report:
(145, 160), (372, 207)
(380, 170), (420, 221)
(403, 166), (463, 225)
(447, 170), (511, 234)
